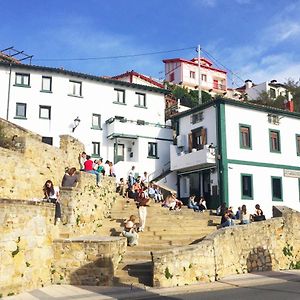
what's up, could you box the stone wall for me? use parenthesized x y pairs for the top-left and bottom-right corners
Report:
(0, 199), (58, 296)
(0, 118), (84, 200)
(152, 206), (300, 287)
(60, 174), (118, 237)
(0, 118), (126, 297)
(52, 236), (126, 286)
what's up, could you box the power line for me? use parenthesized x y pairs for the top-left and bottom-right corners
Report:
(33, 46), (196, 62)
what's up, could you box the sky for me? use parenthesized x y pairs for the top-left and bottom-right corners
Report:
(1, 0), (300, 88)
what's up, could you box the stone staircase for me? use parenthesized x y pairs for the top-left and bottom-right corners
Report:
(100, 197), (220, 287)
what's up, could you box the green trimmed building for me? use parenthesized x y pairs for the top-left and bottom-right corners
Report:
(170, 98), (300, 218)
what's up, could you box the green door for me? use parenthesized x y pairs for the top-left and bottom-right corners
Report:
(114, 143), (124, 164)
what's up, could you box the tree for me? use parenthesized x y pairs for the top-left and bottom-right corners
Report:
(165, 83), (212, 108)
(255, 91), (286, 109)
(285, 79), (300, 112)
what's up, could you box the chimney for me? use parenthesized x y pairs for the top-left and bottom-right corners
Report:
(245, 79), (253, 89)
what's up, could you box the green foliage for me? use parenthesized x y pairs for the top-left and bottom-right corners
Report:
(164, 267), (173, 279)
(165, 83), (212, 108)
(25, 262), (30, 267)
(285, 79), (300, 112)
(255, 91), (285, 109)
(7, 293), (15, 296)
(283, 243), (300, 269)
(76, 215), (81, 226)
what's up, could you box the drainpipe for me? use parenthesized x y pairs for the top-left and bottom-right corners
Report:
(6, 63), (12, 120)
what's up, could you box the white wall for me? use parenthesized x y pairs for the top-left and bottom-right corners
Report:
(225, 104), (300, 217)
(0, 64), (172, 177)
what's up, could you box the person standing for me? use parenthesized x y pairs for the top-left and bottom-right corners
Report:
(136, 190), (151, 232)
(128, 166), (135, 188)
(43, 180), (61, 224)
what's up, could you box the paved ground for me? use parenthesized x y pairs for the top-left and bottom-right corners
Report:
(4, 270), (300, 300)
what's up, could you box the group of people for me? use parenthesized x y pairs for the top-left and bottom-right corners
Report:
(42, 167), (80, 224)
(187, 195), (207, 212)
(218, 203), (266, 228)
(79, 152), (116, 186)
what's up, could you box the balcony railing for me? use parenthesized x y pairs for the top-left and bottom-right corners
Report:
(106, 117), (172, 139)
(170, 144), (216, 171)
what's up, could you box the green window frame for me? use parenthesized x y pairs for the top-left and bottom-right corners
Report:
(15, 102), (27, 118)
(92, 142), (100, 158)
(91, 114), (101, 130)
(15, 73), (30, 87)
(296, 134), (300, 156)
(271, 176), (283, 201)
(239, 124), (252, 149)
(114, 89), (126, 104)
(41, 76), (52, 92)
(241, 173), (253, 199)
(269, 129), (281, 153)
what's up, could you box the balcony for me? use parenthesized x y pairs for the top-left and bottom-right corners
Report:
(170, 144), (216, 171)
(106, 117), (172, 140)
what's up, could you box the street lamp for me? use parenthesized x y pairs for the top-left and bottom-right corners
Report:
(72, 116), (81, 132)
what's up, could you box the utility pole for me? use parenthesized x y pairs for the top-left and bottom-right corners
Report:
(197, 44), (202, 105)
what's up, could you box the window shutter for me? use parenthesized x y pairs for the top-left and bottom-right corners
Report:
(201, 127), (207, 145)
(188, 133), (193, 152)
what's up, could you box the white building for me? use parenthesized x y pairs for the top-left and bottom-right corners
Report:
(0, 60), (172, 180)
(236, 79), (292, 101)
(163, 57), (227, 95)
(170, 98), (300, 218)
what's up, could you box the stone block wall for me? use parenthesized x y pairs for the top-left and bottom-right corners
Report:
(52, 236), (126, 286)
(152, 207), (300, 288)
(60, 174), (118, 237)
(0, 118), (84, 200)
(0, 199), (58, 296)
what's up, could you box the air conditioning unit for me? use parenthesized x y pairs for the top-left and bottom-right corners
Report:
(177, 134), (186, 148)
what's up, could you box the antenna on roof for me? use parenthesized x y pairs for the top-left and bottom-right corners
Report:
(0, 46), (34, 64)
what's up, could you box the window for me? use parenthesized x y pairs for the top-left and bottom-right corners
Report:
(15, 73), (30, 87)
(92, 114), (101, 129)
(169, 72), (174, 82)
(92, 142), (100, 157)
(201, 74), (207, 82)
(136, 93), (146, 107)
(269, 129), (281, 153)
(39, 105), (51, 119)
(191, 112), (203, 124)
(189, 127), (207, 151)
(148, 142), (158, 158)
(114, 89), (125, 104)
(190, 71), (195, 79)
(69, 80), (82, 97)
(272, 176), (282, 201)
(239, 124), (251, 149)
(296, 134), (300, 156)
(241, 174), (253, 199)
(42, 137), (53, 145)
(15, 103), (27, 118)
(41, 76), (52, 92)
(269, 88), (276, 99)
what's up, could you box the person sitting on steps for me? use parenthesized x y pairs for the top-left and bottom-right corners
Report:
(122, 215), (139, 246)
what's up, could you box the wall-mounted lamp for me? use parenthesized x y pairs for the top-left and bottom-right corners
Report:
(72, 116), (81, 132)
